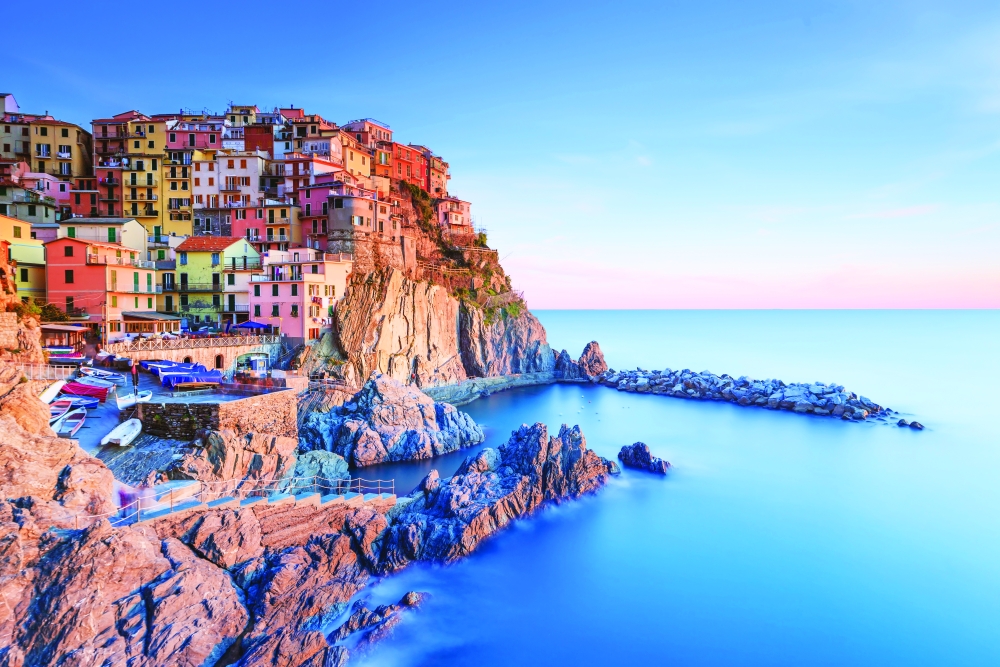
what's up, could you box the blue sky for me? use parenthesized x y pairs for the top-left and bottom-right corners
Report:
(7, 1), (999, 307)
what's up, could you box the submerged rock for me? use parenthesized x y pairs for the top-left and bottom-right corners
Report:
(300, 372), (485, 467)
(379, 422), (618, 572)
(909, 421), (924, 430)
(618, 442), (671, 475)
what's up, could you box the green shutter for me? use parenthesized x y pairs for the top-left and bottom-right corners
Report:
(108, 228), (115, 242)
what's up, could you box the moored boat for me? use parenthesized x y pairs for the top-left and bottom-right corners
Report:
(39, 380), (66, 404)
(76, 375), (117, 390)
(56, 408), (87, 437)
(61, 395), (101, 410)
(61, 381), (110, 402)
(49, 399), (72, 423)
(100, 418), (142, 447)
(116, 390), (153, 410)
(79, 367), (127, 385)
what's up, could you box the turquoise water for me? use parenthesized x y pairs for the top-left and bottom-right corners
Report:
(356, 311), (1000, 666)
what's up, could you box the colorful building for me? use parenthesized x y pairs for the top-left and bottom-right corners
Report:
(0, 213), (46, 304)
(55, 217), (148, 253)
(435, 196), (472, 230)
(167, 236), (262, 326)
(247, 248), (352, 343)
(2, 97), (92, 183)
(44, 237), (161, 338)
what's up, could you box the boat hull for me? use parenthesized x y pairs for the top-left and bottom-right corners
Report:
(101, 418), (142, 447)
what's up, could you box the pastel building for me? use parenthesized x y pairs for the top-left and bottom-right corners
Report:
(56, 217), (148, 253)
(435, 196), (472, 230)
(44, 237), (164, 339)
(0, 213), (46, 304)
(167, 236), (261, 326)
(248, 248), (352, 343)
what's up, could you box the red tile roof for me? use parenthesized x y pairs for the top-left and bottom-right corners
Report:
(176, 236), (244, 252)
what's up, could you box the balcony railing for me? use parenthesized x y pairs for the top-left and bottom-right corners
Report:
(148, 235), (169, 245)
(125, 177), (157, 186)
(219, 304), (250, 313)
(264, 235), (289, 242)
(111, 284), (162, 294)
(250, 273), (305, 282)
(133, 209), (159, 217)
(104, 335), (280, 353)
(165, 282), (224, 292)
(57, 151), (72, 159)
(125, 193), (158, 201)
(99, 177), (120, 185)
(86, 255), (156, 269)
(99, 195), (120, 202)
(155, 260), (176, 270)
(225, 257), (262, 271)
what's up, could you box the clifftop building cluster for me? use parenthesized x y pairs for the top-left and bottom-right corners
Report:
(0, 93), (476, 345)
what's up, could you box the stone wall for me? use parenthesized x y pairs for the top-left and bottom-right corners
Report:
(136, 389), (296, 440)
(0, 313), (19, 350)
(104, 341), (281, 378)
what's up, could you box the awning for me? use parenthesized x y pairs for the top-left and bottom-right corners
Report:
(237, 321), (269, 329)
(121, 311), (184, 321)
(40, 324), (90, 332)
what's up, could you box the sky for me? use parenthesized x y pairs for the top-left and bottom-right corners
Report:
(5, 0), (999, 308)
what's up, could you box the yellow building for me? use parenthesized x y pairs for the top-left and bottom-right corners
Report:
(122, 116), (169, 235)
(0, 213), (46, 304)
(30, 118), (92, 182)
(226, 105), (259, 127)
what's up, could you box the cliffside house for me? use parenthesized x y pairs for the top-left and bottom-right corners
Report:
(169, 236), (261, 327)
(0, 213), (46, 304)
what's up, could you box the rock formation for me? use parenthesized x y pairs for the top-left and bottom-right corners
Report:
(459, 304), (555, 377)
(598, 368), (891, 420)
(162, 428), (299, 491)
(334, 267), (468, 388)
(618, 442), (671, 474)
(379, 422), (619, 571)
(300, 372), (484, 467)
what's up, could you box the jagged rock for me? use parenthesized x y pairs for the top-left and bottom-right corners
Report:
(329, 590), (426, 657)
(0, 366), (52, 435)
(334, 267), (468, 388)
(578, 341), (608, 378)
(379, 423), (618, 572)
(459, 305), (556, 377)
(293, 450), (350, 489)
(300, 372), (484, 467)
(164, 428), (297, 490)
(618, 442), (671, 475)
(239, 534), (370, 667)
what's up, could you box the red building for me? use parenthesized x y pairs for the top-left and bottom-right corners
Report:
(392, 142), (427, 190)
(244, 123), (274, 156)
(92, 111), (146, 217)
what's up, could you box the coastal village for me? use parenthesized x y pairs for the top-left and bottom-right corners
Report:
(0, 92), (476, 347)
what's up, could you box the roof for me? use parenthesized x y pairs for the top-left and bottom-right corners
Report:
(40, 323), (89, 332)
(44, 237), (132, 251)
(121, 311), (183, 321)
(176, 236), (246, 252)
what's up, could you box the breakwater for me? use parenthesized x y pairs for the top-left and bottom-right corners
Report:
(596, 368), (888, 420)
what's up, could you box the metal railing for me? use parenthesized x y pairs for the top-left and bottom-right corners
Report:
(15, 363), (77, 381)
(73, 475), (395, 529)
(104, 334), (279, 352)
(162, 282), (223, 292)
(86, 255), (155, 269)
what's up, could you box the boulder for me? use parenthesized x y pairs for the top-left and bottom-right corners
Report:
(578, 341), (608, 377)
(300, 372), (484, 467)
(617, 442), (671, 475)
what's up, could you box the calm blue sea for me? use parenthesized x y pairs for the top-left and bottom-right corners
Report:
(355, 311), (1000, 666)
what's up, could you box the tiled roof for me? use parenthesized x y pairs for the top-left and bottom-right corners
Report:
(176, 236), (244, 252)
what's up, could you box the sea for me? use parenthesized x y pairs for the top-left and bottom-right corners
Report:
(353, 310), (1000, 666)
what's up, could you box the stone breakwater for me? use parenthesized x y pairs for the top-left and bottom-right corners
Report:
(597, 368), (889, 420)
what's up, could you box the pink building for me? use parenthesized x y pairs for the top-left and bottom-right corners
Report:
(247, 248), (352, 343)
(435, 196), (472, 230)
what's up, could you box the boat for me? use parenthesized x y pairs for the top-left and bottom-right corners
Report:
(116, 390), (153, 410)
(100, 418), (142, 447)
(76, 375), (117, 390)
(56, 408), (87, 437)
(44, 346), (75, 354)
(61, 381), (110, 402)
(172, 381), (219, 391)
(48, 353), (87, 361)
(79, 367), (127, 385)
(61, 395), (101, 410)
(49, 399), (73, 423)
(39, 380), (66, 404)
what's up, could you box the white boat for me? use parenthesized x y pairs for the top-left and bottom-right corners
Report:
(100, 418), (142, 447)
(39, 380), (66, 404)
(116, 390), (153, 410)
(80, 367), (127, 385)
(76, 375), (117, 390)
(56, 408), (87, 437)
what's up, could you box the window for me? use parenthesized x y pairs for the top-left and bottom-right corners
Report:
(147, 297), (153, 308)
(334, 198), (343, 208)
(290, 305), (298, 317)
(61, 128), (69, 138)
(194, 178), (200, 186)
(227, 274), (235, 285)
(253, 284), (260, 297)
(169, 133), (176, 142)
(208, 177), (214, 186)
(12, 226), (20, 238)
(64, 245), (74, 257)
(65, 296), (73, 312)
(215, 354), (224, 369)
(291, 284), (298, 296)
(311, 264), (318, 274)
(211, 252), (219, 265)
(134, 140), (140, 149)
(39, 127), (48, 136)
(19, 268), (27, 282)
(108, 228), (116, 242)
(111, 296), (117, 307)
(240, 159), (246, 168)
(254, 304), (261, 317)
(209, 134), (216, 144)
(179, 252), (187, 265)
(27, 204), (36, 216)
(271, 284), (279, 296)
(227, 160), (234, 169)
(64, 269), (74, 283)
(271, 304), (279, 317)
(134, 297), (139, 308)
(148, 140), (154, 149)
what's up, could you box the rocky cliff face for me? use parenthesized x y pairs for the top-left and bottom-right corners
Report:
(300, 372), (484, 467)
(379, 422), (619, 571)
(334, 267), (468, 388)
(459, 305), (555, 377)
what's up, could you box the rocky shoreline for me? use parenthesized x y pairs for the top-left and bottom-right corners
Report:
(597, 368), (891, 420)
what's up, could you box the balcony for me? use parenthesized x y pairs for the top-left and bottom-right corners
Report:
(250, 273), (304, 282)
(124, 193), (158, 202)
(148, 234), (169, 246)
(220, 183), (242, 192)
(266, 217), (291, 224)
(264, 235), (290, 243)
(111, 284), (162, 295)
(99, 194), (120, 202)
(155, 260), (176, 270)
(219, 304), (250, 313)
(56, 151), (72, 159)
(171, 283), (224, 292)
(87, 255), (155, 269)
(125, 177), (158, 187)
(224, 257), (262, 271)
(99, 177), (120, 185)
(133, 209), (159, 217)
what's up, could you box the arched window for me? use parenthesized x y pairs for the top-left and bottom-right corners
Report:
(183, 356), (192, 363)
(215, 354), (224, 369)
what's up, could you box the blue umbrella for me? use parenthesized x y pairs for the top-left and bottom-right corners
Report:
(237, 321), (269, 329)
